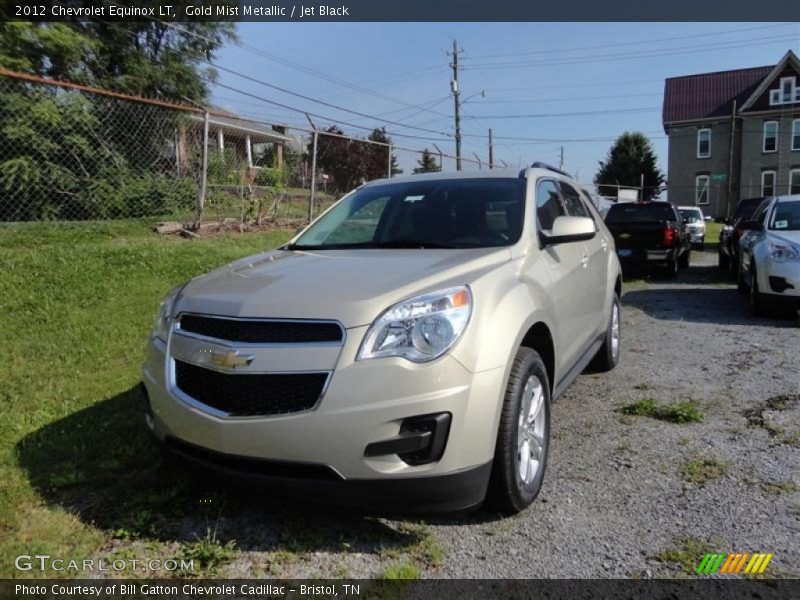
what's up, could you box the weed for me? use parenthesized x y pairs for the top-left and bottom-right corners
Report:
(681, 457), (728, 485)
(379, 560), (422, 580)
(761, 480), (799, 495)
(654, 537), (714, 574)
(619, 398), (703, 424)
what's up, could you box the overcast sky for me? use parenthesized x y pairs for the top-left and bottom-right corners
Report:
(212, 22), (800, 184)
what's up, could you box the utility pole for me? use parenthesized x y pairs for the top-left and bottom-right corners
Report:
(449, 40), (463, 171)
(488, 128), (494, 169)
(559, 146), (564, 170)
(726, 100), (737, 219)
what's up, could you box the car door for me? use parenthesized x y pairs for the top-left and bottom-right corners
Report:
(533, 178), (595, 377)
(558, 180), (607, 334)
(739, 199), (771, 277)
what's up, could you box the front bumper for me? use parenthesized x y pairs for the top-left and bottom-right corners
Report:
(688, 231), (705, 245)
(142, 327), (505, 509)
(758, 259), (800, 301)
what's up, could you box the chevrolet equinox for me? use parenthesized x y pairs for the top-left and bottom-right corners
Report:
(142, 164), (622, 514)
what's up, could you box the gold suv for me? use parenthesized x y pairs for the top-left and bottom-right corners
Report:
(142, 164), (622, 514)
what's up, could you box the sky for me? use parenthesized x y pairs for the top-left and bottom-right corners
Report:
(211, 22), (800, 185)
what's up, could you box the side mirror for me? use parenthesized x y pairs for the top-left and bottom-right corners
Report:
(542, 216), (596, 246)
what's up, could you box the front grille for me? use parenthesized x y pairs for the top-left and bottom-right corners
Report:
(179, 315), (343, 344)
(174, 360), (327, 417)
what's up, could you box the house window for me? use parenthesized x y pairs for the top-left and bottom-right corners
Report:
(761, 171), (776, 197)
(696, 128), (711, 158)
(790, 169), (800, 195)
(695, 175), (710, 205)
(769, 76), (799, 106)
(793, 119), (800, 151)
(763, 121), (778, 153)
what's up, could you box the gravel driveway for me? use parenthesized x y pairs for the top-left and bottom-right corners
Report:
(166, 250), (800, 579)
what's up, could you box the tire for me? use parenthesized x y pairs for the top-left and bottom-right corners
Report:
(749, 263), (766, 316)
(678, 249), (690, 269)
(718, 251), (729, 271)
(728, 250), (738, 280)
(737, 262), (748, 294)
(665, 256), (679, 278)
(487, 347), (551, 514)
(591, 293), (621, 372)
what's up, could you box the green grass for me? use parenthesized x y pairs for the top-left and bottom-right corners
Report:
(0, 220), (294, 577)
(619, 398), (703, 424)
(702, 221), (724, 248)
(681, 457), (728, 485)
(379, 560), (422, 580)
(654, 537), (715, 574)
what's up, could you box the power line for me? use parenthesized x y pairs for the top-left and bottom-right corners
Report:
(462, 23), (797, 61)
(462, 107), (660, 119)
(461, 34), (800, 70)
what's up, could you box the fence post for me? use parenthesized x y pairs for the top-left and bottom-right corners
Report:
(308, 129), (318, 223)
(196, 110), (209, 224)
(387, 144), (392, 178)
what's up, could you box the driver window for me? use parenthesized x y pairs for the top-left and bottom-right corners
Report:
(536, 179), (566, 232)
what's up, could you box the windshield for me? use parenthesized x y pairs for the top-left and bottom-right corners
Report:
(679, 208), (702, 223)
(288, 178), (526, 250)
(769, 201), (800, 231)
(605, 202), (676, 223)
(733, 198), (764, 220)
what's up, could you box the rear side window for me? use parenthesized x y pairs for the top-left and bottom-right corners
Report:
(558, 181), (590, 218)
(605, 202), (677, 223)
(536, 179), (566, 231)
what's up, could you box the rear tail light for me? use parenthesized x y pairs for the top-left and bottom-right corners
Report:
(662, 227), (676, 247)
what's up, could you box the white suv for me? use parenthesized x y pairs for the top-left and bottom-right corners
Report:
(738, 195), (800, 315)
(143, 164), (622, 514)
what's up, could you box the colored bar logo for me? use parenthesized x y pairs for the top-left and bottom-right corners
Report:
(696, 552), (773, 575)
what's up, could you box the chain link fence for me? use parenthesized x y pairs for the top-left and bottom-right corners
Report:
(0, 70), (496, 228)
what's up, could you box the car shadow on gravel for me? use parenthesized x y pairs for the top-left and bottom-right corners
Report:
(15, 385), (470, 564)
(623, 286), (797, 326)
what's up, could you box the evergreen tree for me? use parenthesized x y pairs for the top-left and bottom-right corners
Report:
(594, 132), (665, 201)
(413, 149), (440, 173)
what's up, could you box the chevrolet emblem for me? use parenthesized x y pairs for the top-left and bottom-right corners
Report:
(210, 350), (255, 369)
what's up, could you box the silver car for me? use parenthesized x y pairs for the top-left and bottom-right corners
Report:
(142, 164), (622, 514)
(738, 195), (800, 315)
(678, 206), (706, 248)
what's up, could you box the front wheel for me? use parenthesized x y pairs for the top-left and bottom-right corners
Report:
(487, 347), (551, 514)
(718, 251), (729, 270)
(591, 293), (621, 372)
(749, 264), (766, 316)
(678, 249), (691, 269)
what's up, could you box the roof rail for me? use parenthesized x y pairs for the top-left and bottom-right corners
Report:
(530, 162), (572, 178)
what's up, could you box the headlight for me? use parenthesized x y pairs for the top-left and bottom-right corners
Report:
(357, 286), (472, 363)
(768, 242), (799, 263)
(151, 284), (184, 342)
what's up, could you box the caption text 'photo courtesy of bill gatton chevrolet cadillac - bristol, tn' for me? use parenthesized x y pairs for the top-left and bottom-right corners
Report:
(142, 164), (623, 514)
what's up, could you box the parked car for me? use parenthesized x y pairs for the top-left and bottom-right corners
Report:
(718, 196), (766, 275)
(737, 194), (800, 315)
(678, 206), (706, 248)
(604, 201), (691, 277)
(142, 165), (622, 515)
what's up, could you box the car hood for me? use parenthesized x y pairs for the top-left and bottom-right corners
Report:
(175, 247), (512, 328)
(769, 230), (800, 246)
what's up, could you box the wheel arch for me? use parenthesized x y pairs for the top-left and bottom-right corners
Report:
(519, 322), (555, 395)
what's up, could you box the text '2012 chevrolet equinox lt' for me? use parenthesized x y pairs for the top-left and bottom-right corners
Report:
(142, 164), (622, 514)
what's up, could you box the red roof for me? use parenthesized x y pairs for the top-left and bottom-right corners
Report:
(662, 65), (772, 128)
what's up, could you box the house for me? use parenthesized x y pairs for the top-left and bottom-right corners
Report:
(662, 50), (800, 218)
(175, 106), (293, 175)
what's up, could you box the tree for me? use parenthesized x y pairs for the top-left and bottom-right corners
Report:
(367, 128), (403, 177)
(594, 132), (665, 201)
(414, 149), (440, 174)
(0, 18), (236, 102)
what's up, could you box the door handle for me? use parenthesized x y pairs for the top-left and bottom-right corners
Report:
(580, 254), (589, 268)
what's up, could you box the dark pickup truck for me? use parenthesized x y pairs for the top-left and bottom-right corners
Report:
(604, 201), (691, 277)
(718, 196), (766, 277)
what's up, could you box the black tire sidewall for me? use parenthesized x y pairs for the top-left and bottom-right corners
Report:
(489, 348), (551, 512)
